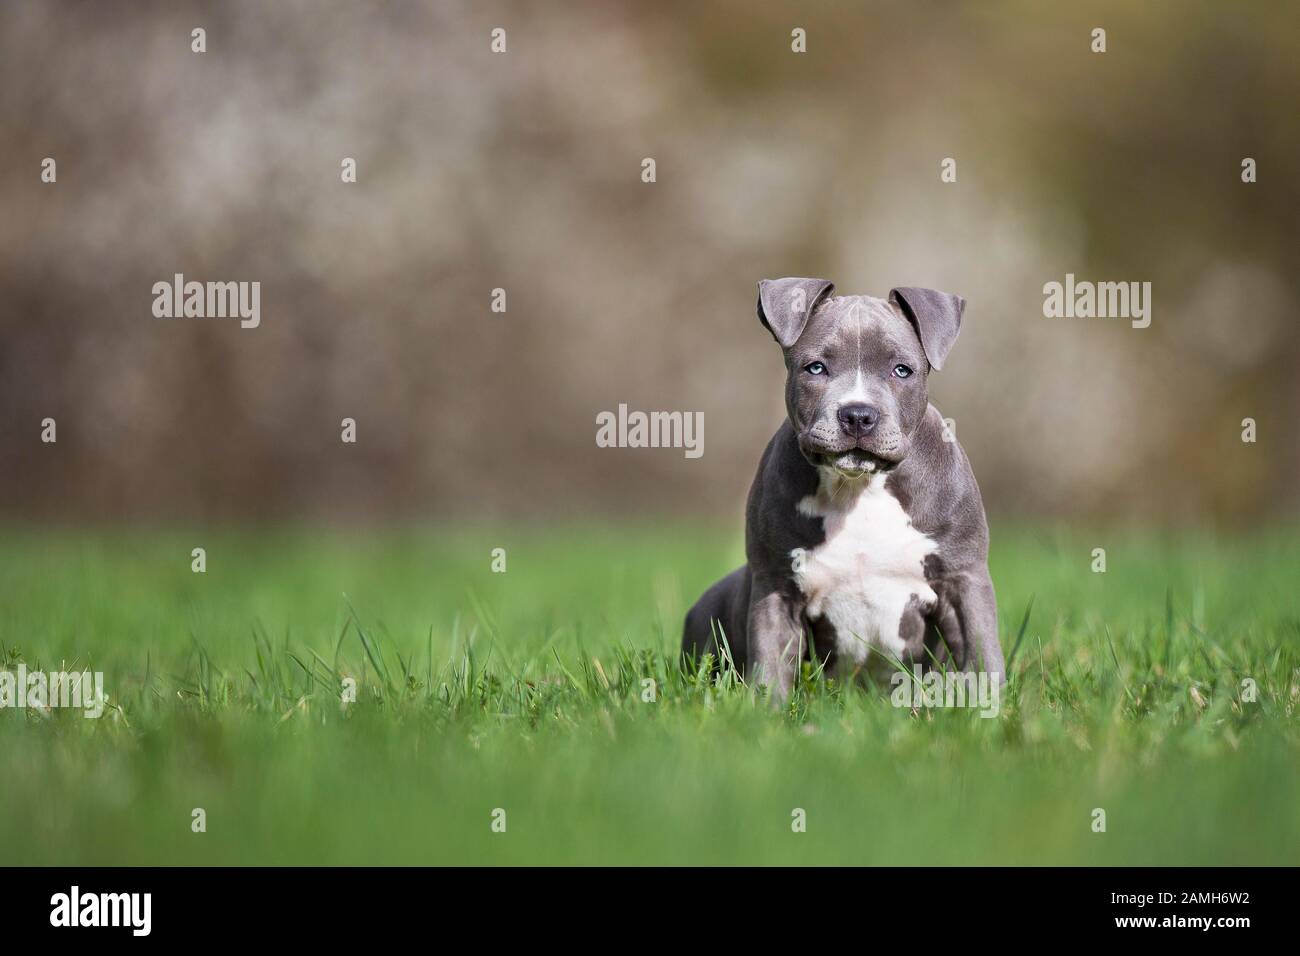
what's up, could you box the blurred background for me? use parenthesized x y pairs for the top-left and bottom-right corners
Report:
(2, 0), (1296, 527)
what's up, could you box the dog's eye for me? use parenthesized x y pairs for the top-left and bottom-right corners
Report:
(804, 362), (827, 375)
(892, 364), (913, 379)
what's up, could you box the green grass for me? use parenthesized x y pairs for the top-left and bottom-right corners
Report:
(1, 522), (1298, 865)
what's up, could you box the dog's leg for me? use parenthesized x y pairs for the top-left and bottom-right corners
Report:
(950, 571), (1004, 678)
(924, 572), (1003, 681)
(682, 566), (749, 674)
(747, 584), (806, 704)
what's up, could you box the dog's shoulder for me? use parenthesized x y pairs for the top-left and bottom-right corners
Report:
(745, 422), (824, 579)
(890, 403), (989, 565)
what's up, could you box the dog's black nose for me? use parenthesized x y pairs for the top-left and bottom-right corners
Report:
(837, 403), (879, 437)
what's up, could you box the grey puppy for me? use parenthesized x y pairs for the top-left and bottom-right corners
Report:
(682, 278), (1005, 701)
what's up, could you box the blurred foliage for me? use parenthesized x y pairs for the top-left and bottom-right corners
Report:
(1, 1), (1296, 523)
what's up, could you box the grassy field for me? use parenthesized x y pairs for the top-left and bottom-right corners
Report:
(1, 522), (1298, 866)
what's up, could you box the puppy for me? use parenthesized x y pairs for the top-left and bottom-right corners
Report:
(683, 278), (1005, 700)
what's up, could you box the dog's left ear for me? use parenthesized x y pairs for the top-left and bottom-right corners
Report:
(757, 277), (835, 348)
(889, 287), (966, 371)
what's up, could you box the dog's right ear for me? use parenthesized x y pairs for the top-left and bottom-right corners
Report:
(757, 277), (835, 348)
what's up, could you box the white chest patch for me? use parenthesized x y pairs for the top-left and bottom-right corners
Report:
(793, 471), (937, 666)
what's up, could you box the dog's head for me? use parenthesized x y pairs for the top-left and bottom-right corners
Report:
(757, 277), (964, 479)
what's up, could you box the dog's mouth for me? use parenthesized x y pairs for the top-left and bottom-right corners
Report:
(815, 449), (897, 477)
